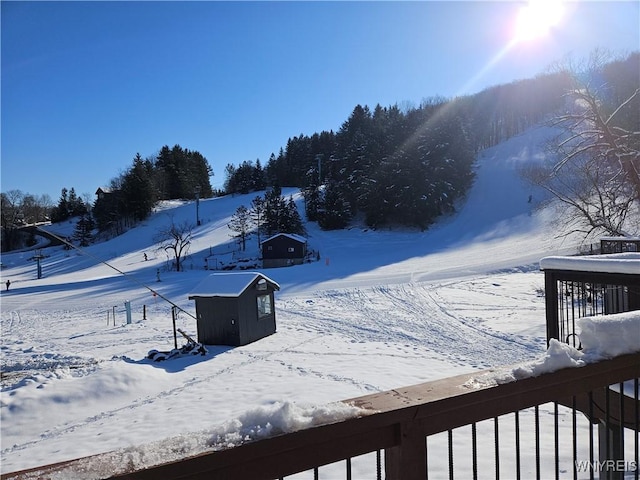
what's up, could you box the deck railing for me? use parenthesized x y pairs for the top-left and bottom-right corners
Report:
(600, 238), (640, 255)
(3, 351), (639, 480)
(541, 254), (640, 348)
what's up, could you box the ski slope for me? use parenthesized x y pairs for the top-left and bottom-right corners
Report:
(1, 125), (595, 475)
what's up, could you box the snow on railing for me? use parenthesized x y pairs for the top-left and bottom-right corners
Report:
(467, 311), (640, 388)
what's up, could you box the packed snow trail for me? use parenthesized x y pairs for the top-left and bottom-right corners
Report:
(279, 280), (545, 370)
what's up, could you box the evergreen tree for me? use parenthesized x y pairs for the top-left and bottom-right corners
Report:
(228, 205), (251, 251)
(253, 158), (266, 191)
(155, 145), (213, 200)
(223, 159), (267, 195)
(283, 196), (305, 235)
(236, 160), (255, 194)
(68, 188), (80, 216)
(250, 195), (265, 245)
(318, 180), (351, 230)
(72, 213), (94, 246)
(302, 165), (321, 221)
(259, 187), (304, 236)
(50, 187), (87, 222)
(263, 186), (286, 236)
(51, 188), (69, 223)
(122, 153), (156, 222)
(223, 164), (238, 194)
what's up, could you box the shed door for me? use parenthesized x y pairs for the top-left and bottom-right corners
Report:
(225, 315), (240, 345)
(198, 298), (240, 346)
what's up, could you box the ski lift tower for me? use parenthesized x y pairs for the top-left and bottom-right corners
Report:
(33, 250), (45, 279)
(195, 185), (201, 226)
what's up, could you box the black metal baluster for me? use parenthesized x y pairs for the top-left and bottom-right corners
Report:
(448, 429), (454, 480)
(554, 402), (559, 480)
(515, 412), (521, 480)
(605, 385), (611, 478)
(572, 396), (578, 480)
(589, 391), (595, 480)
(619, 381), (625, 477)
(495, 417), (500, 480)
(471, 423), (478, 480)
(635, 378), (639, 480)
(346, 457), (352, 480)
(535, 406), (541, 480)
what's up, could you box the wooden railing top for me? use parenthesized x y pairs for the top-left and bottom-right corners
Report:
(3, 352), (639, 480)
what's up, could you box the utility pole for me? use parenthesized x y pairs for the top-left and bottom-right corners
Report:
(195, 185), (201, 226)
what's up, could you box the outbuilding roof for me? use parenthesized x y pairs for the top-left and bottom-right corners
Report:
(260, 233), (307, 245)
(188, 272), (280, 298)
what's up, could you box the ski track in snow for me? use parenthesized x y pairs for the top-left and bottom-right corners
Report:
(280, 281), (542, 370)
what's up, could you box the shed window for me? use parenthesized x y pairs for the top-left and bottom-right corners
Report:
(288, 247), (295, 253)
(257, 294), (272, 318)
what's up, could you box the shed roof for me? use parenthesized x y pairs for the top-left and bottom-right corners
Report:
(188, 272), (280, 299)
(260, 233), (307, 245)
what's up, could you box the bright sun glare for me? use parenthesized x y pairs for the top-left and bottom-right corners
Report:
(514, 0), (564, 42)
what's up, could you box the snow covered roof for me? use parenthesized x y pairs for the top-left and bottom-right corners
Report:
(260, 233), (307, 245)
(189, 272), (280, 298)
(539, 253), (640, 275)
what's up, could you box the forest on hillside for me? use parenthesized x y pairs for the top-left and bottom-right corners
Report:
(224, 53), (638, 230)
(2, 52), (638, 251)
(224, 71), (571, 229)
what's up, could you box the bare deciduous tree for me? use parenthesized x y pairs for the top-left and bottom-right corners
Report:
(522, 51), (640, 239)
(1, 190), (55, 251)
(155, 217), (194, 272)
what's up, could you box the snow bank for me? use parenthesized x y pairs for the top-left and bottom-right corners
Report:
(26, 401), (366, 479)
(467, 310), (640, 387)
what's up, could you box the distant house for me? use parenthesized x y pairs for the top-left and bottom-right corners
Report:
(95, 187), (116, 200)
(261, 233), (308, 268)
(188, 272), (280, 346)
(94, 187), (121, 210)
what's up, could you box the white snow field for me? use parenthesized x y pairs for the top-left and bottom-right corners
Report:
(1, 125), (637, 478)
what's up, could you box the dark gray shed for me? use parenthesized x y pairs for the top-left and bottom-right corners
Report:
(261, 233), (307, 268)
(188, 272), (280, 346)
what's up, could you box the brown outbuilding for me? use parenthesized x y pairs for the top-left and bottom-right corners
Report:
(188, 272), (280, 346)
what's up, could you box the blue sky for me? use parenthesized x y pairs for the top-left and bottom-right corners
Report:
(2, 1), (638, 201)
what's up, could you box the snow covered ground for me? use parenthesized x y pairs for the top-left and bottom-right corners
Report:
(1, 126), (637, 478)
